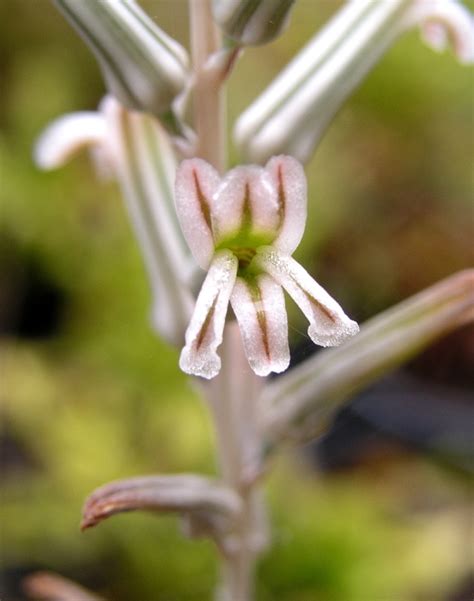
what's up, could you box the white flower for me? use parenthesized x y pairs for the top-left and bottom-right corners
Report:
(35, 97), (194, 346)
(235, 0), (474, 164)
(54, 0), (190, 118)
(175, 156), (359, 379)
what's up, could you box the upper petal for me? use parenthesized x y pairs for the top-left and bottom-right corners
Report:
(407, 0), (474, 64)
(265, 155), (307, 255)
(34, 112), (107, 170)
(212, 165), (280, 245)
(175, 158), (221, 269)
(255, 247), (359, 347)
(180, 250), (238, 379)
(231, 274), (290, 377)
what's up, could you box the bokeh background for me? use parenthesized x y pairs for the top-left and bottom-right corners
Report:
(1, 1), (473, 600)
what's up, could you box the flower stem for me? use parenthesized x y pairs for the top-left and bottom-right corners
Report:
(189, 0), (226, 172)
(189, 4), (267, 598)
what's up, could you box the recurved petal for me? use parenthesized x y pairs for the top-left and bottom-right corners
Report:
(408, 0), (474, 64)
(265, 155), (307, 255)
(175, 158), (221, 268)
(180, 250), (238, 379)
(256, 247), (359, 347)
(212, 165), (280, 244)
(231, 274), (289, 377)
(34, 113), (107, 170)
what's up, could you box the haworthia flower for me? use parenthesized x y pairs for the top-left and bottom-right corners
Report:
(235, 0), (474, 164)
(175, 156), (358, 379)
(54, 0), (190, 118)
(212, 0), (297, 45)
(35, 96), (194, 346)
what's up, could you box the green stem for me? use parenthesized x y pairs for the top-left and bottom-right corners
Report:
(189, 0), (226, 172)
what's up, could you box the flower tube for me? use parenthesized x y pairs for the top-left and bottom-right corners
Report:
(54, 0), (190, 118)
(212, 0), (297, 45)
(235, 0), (474, 164)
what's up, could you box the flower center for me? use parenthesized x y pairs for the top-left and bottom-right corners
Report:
(216, 231), (275, 273)
(231, 246), (256, 269)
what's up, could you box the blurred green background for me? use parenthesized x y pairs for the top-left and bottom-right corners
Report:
(1, 1), (473, 600)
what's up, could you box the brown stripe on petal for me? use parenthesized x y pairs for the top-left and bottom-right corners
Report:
(276, 163), (286, 230)
(249, 281), (271, 360)
(242, 181), (253, 231)
(192, 169), (212, 231)
(195, 295), (218, 351)
(302, 288), (337, 323)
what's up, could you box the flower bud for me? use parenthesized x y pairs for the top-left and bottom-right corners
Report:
(35, 96), (195, 346)
(54, 0), (190, 117)
(212, 0), (296, 45)
(235, 0), (474, 164)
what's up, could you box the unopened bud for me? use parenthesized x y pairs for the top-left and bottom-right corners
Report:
(54, 0), (190, 117)
(212, 0), (297, 45)
(235, 0), (474, 164)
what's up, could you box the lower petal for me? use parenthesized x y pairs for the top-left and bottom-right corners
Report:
(180, 250), (238, 379)
(231, 275), (290, 377)
(255, 247), (359, 347)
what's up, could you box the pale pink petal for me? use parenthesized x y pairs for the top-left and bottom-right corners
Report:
(175, 158), (221, 269)
(255, 246), (359, 347)
(212, 165), (280, 245)
(180, 250), (238, 379)
(407, 0), (474, 64)
(421, 21), (449, 53)
(231, 275), (290, 377)
(34, 113), (107, 170)
(265, 155), (307, 255)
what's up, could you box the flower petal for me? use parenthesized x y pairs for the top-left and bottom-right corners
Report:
(212, 165), (280, 244)
(34, 112), (107, 170)
(180, 250), (238, 379)
(175, 158), (221, 269)
(231, 274), (290, 377)
(54, 0), (190, 117)
(407, 0), (474, 64)
(265, 155), (307, 255)
(255, 247), (359, 347)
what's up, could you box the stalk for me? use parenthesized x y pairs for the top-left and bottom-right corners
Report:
(189, 0), (226, 172)
(205, 323), (267, 601)
(190, 4), (268, 597)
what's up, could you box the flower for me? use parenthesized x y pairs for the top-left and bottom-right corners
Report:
(34, 96), (194, 346)
(54, 0), (190, 119)
(235, 0), (474, 164)
(175, 156), (359, 379)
